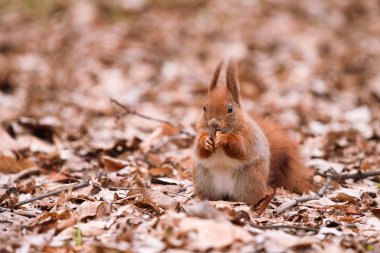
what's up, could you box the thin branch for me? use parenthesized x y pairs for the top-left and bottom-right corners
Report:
(0, 219), (12, 224)
(317, 169), (380, 181)
(275, 169), (380, 215)
(108, 186), (192, 199)
(317, 177), (332, 196)
(110, 98), (195, 143)
(14, 181), (90, 208)
(248, 223), (318, 232)
(0, 207), (40, 217)
(274, 177), (332, 215)
(110, 98), (178, 128)
(14, 167), (41, 181)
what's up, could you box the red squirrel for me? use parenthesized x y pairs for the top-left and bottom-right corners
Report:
(193, 60), (314, 205)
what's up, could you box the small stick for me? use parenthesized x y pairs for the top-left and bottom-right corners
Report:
(14, 167), (41, 181)
(275, 169), (380, 215)
(0, 207), (40, 218)
(274, 177), (332, 215)
(317, 177), (332, 196)
(249, 223), (318, 232)
(110, 98), (195, 140)
(14, 181), (90, 208)
(317, 169), (380, 181)
(0, 219), (12, 224)
(110, 98), (178, 128)
(108, 186), (192, 199)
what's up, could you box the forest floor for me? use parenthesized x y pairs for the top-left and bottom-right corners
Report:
(0, 1), (380, 252)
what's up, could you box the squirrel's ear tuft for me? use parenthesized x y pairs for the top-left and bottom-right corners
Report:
(209, 60), (223, 92)
(226, 60), (240, 104)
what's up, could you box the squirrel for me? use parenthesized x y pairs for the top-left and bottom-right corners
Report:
(193, 60), (314, 205)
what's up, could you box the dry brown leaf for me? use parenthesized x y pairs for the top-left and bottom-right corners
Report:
(128, 188), (180, 212)
(183, 201), (227, 220)
(0, 154), (34, 174)
(253, 188), (276, 216)
(360, 160), (371, 171)
(107, 175), (131, 188)
(1, 1), (380, 251)
(371, 208), (380, 220)
(130, 175), (147, 188)
(344, 207), (363, 216)
(75, 201), (111, 221)
(337, 216), (361, 223)
(330, 193), (357, 204)
(149, 166), (174, 177)
(161, 123), (179, 136)
(179, 217), (253, 251)
(17, 179), (36, 194)
(0, 188), (9, 203)
(101, 155), (129, 171)
(30, 209), (72, 230)
(56, 215), (77, 233)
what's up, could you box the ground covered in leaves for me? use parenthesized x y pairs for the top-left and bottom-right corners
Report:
(1, 0), (380, 252)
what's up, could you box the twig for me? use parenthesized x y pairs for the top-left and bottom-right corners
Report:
(110, 98), (195, 145)
(248, 223), (318, 232)
(14, 181), (90, 208)
(0, 207), (40, 217)
(318, 177), (332, 196)
(108, 186), (192, 199)
(0, 219), (12, 224)
(274, 177), (332, 215)
(317, 169), (380, 181)
(14, 167), (41, 181)
(274, 169), (380, 215)
(110, 98), (178, 128)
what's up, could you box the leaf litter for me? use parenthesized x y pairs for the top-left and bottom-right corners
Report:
(0, 0), (380, 252)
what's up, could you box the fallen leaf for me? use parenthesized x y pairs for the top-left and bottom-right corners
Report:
(183, 201), (227, 220)
(337, 216), (361, 223)
(330, 193), (357, 204)
(101, 155), (129, 171)
(253, 188), (276, 216)
(179, 217), (253, 251)
(360, 160), (371, 171)
(17, 179), (36, 194)
(149, 166), (174, 177)
(371, 208), (380, 220)
(75, 201), (111, 221)
(128, 188), (180, 212)
(0, 153), (34, 174)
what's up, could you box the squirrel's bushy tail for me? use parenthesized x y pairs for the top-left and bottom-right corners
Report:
(257, 117), (315, 193)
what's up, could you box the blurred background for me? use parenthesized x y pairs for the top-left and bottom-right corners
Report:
(1, 2), (380, 250)
(0, 0), (379, 167)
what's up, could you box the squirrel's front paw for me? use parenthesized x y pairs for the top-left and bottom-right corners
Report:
(214, 131), (227, 148)
(203, 136), (214, 152)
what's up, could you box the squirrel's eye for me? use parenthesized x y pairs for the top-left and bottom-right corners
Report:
(227, 106), (233, 113)
(203, 106), (206, 112)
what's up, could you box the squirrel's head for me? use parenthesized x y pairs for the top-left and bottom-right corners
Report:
(202, 60), (242, 133)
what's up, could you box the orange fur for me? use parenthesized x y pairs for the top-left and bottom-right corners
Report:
(256, 118), (315, 193)
(193, 60), (314, 205)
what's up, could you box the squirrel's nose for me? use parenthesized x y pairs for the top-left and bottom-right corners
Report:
(209, 119), (221, 129)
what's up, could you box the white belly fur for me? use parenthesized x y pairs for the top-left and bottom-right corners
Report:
(198, 148), (245, 196)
